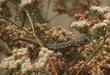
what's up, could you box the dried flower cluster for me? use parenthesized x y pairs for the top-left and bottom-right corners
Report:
(0, 47), (53, 74)
(0, 0), (110, 75)
(71, 37), (110, 75)
(0, 48), (28, 69)
(19, 0), (40, 10)
(34, 47), (53, 70)
(44, 25), (74, 42)
(46, 56), (67, 75)
(53, 0), (100, 16)
(1, 25), (29, 48)
(5, 26), (26, 41)
(20, 0), (34, 7)
(71, 6), (110, 35)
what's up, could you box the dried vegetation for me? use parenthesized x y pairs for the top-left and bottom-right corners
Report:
(0, 0), (110, 75)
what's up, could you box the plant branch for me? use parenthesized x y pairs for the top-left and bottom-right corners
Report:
(45, 0), (51, 20)
(24, 9), (43, 47)
(0, 16), (43, 47)
(47, 13), (60, 23)
(25, 10), (36, 36)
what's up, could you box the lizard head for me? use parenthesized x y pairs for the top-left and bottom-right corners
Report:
(74, 34), (90, 45)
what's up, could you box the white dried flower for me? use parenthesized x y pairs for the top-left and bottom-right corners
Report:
(34, 62), (45, 70)
(91, 22), (107, 29)
(103, 20), (110, 25)
(21, 59), (33, 73)
(70, 20), (90, 28)
(38, 58), (48, 63)
(90, 6), (101, 11)
(52, 30), (59, 37)
(0, 48), (29, 70)
(0, 56), (17, 69)
(20, 0), (34, 7)
(39, 47), (53, 59)
(34, 47), (53, 70)
(39, 47), (53, 57)
(8, 60), (17, 69)
(12, 48), (28, 57)
(58, 35), (66, 41)
(0, 47), (54, 73)
(90, 22), (108, 33)
(90, 6), (110, 14)
(104, 12), (110, 20)
(12, 48), (28, 53)
(15, 59), (23, 64)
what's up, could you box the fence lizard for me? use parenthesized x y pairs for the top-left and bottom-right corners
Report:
(44, 34), (90, 53)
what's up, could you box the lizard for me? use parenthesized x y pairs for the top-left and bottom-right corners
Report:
(44, 33), (90, 53)
(36, 25), (90, 52)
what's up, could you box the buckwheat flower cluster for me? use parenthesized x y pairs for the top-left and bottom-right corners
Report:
(70, 6), (110, 34)
(45, 26), (74, 42)
(34, 47), (54, 70)
(70, 19), (91, 33)
(104, 12), (110, 20)
(20, 0), (34, 7)
(90, 6), (110, 14)
(0, 48), (28, 69)
(5, 25), (27, 43)
(90, 6), (110, 33)
(12, 48), (28, 57)
(0, 47), (54, 73)
(70, 20), (90, 28)
(90, 22), (107, 32)
(0, 56), (16, 69)
(21, 59), (33, 73)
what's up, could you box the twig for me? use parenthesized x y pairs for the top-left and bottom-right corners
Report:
(0, 16), (43, 47)
(15, 38), (36, 44)
(45, 0), (51, 20)
(47, 13), (60, 23)
(21, 12), (26, 27)
(25, 10), (36, 36)
(0, 16), (31, 35)
(24, 9), (43, 47)
(49, 59), (58, 75)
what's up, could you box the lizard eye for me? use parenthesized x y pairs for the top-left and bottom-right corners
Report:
(79, 34), (90, 44)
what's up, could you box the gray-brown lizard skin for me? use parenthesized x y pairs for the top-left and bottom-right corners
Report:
(44, 34), (90, 53)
